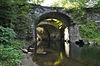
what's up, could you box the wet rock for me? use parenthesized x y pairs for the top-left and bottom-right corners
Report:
(22, 49), (28, 53)
(37, 51), (47, 55)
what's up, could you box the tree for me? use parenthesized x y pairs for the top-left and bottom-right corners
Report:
(0, 0), (32, 39)
(0, 0), (30, 28)
(0, 0), (12, 27)
(0, 1), (30, 65)
(29, 0), (44, 5)
(52, 0), (99, 7)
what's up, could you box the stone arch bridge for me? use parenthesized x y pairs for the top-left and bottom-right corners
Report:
(29, 5), (100, 57)
(30, 5), (81, 42)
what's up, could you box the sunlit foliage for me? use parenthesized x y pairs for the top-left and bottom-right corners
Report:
(64, 2), (80, 10)
(29, 0), (44, 4)
(52, 0), (99, 8)
(46, 19), (66, 29)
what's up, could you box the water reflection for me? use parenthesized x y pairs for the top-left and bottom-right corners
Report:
(32, 41), (100, 66)
(33, 40), (64, 66)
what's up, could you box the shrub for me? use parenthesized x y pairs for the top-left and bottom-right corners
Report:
(80, 21), (99, 42)
(0, 45), (23, 66)
(0, 26), (24, 66)
(0, 26), (16, 45)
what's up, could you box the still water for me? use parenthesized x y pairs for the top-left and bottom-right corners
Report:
(32, 41), (100, 66)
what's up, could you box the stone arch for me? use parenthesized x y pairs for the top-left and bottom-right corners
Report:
(31, 11), (72, 42)
(33, 12), (72, 56)
(36, 12), (72, 26)
(32, 10), (81, 57)
(35, 12), (72, 41)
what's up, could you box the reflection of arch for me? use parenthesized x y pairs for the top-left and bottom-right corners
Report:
(36, 27), (49, 41)
(37, 12), (72, 26)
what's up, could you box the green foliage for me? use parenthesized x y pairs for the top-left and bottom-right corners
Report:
(52, 0), (67, 7)
(0, 26), (16, 44)
(72, 0), (88, 7)
(52, 0), (99, 7)
(30, 0), (44, 5)
(0, 26), (25, 66)
(52, 1), (59, 7)
(0, 0), (31, 36)
(52, 0), (89, 7)
(10, 40), (27, 49)
(64, 2), (86, 22)
(94, 1), (100, 8)
(64, 2), (80, 10)
(91, 1), (100, 12)
(80, 21), (99, 42)
(0, 45), (23, 66)
(0, 0), (29, 65)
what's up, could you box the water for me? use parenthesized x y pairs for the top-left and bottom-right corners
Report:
(32, 41), (100, 66)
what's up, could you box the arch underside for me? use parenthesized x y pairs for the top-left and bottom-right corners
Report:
(36, 12), (72, 26)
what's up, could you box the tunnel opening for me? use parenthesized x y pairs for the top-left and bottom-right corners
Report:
(36, 19), (71, 56)
(36, 19), (65, 54)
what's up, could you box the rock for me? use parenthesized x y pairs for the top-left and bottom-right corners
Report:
(22, 49), (28, 53)
(37, 51), (47, 55)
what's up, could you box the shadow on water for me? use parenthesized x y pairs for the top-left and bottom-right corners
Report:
(32, 41), (100, 66)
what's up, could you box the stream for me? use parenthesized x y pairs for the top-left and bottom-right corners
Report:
(32, 41), (87, 66)
(21, 40), (99, 66)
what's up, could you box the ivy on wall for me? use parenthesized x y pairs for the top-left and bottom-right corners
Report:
(64, 2), (87, 23)
(79, 21), (99, 42)
(64, 2), (99, 42)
